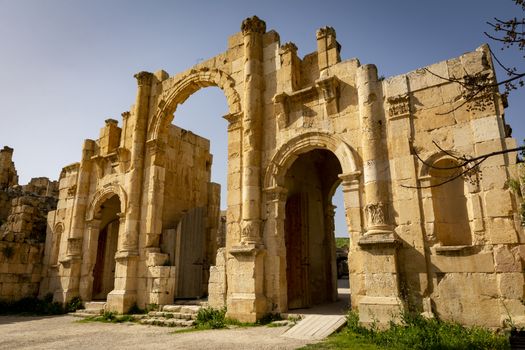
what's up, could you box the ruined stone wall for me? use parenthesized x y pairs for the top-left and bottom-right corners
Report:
(0, 147), (58, 301)
(162, 125), (212, 229)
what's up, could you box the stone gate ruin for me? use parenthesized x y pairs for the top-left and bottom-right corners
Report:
(30, 16), (525, 327)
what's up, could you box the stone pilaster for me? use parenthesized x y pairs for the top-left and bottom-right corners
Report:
(79, 219), (101, 301)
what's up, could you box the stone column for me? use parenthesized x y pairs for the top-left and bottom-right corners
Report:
(239, 15), (265, 245)
(355, 64), (403, 325)
(121, 71), (153, 256)
(227, 16), (267, 323)
(67, 139), (96, 258)
(356, 64), (395, 242)
(107, 71), (153, 313)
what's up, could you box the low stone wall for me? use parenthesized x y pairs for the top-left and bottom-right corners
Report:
(0, 240), (43, 301)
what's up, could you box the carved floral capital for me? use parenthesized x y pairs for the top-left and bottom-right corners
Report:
(241, 16), (266, 35)
(316, 26), (336, 39)
(134, 71), (154, 87)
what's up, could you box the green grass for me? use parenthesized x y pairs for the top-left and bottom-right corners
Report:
(335, 237), (349, 248)
(301, 310), (510, 350)
(80, 311), (135, 324)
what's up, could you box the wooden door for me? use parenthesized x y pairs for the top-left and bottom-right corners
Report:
(285, 194), (310, 309)
(175, 207), (206, 299)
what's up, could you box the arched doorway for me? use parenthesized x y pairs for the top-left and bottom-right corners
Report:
(283, 149), (343, 309)
(92, 195), (121, 300)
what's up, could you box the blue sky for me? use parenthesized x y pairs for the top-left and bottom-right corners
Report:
(1, 0), (523, 236)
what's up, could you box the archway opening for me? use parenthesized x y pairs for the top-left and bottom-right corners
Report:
(283, 149), (345, 309)
(429, 158), (472, 246)
(160, 86), (228, 299)
(92, 194), (120, 300)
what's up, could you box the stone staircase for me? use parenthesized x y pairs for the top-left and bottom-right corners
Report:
(71, 301), (107, 317)
(138, 304), (202, 327)
(70, 299), (206, 329)
(138, 300), (206, 327)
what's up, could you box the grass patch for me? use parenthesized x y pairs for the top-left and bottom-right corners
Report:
(0, 294), (83, 315)
(302, 310), (510, 350)
(193, 307), (283, 330)
(335, 237), (349, 249)
(81, 311), (136, 324)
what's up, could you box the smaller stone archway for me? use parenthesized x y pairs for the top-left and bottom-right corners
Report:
(79, 186), (127, 302)
(418, 151), (474, 246)
(263, 132), (362, 312)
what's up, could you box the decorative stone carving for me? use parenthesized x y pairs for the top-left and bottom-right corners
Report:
(240, 220), (260, 244)
(280, 42), (298, 55)
(365, 202), (388, 226)
(316, 76), (340, 115)
(134, 71), (154, 87)
(273, 93), (290, 129)
(316, 26), (336, 39)
(66, 237), (82, 257)
(241, 15), (266, 35)
(387, 95), (410, 119)
(67, 185), (77, 197)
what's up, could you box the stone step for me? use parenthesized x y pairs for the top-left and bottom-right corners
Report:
(147, 311), (196, 320)
(139, 317), (195, 328)
(84, 301), (107, 309)
(172, 299), (208, 307)
(161, 304), (201, 314)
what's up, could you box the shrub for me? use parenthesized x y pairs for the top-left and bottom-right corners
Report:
(195, 307), (227, 329)
(0, 295), (64, 315)
(65, 296), (84, 313)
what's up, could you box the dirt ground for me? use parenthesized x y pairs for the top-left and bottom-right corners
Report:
(0, 315), (317, 350)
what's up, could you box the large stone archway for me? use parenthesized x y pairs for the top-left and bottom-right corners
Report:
(40, 16), (524, 328)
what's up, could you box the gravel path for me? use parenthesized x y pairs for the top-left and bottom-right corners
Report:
(0, 315), (316, 350)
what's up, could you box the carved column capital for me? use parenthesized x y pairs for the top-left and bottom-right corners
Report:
(240, 220), (261, 245)
(280, 42), (298, 55)
(241, 16), (266, 35)
(365, 202), (388, 227)
(316, 26), (337, 40)
(134, 71), (154, 87)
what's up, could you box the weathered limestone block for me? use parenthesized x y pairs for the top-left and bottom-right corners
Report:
(498, 272), (525, 300)
(494, 245), (522, 273)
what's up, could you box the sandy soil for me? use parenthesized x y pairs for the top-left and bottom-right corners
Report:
(0, 315), (316, 350)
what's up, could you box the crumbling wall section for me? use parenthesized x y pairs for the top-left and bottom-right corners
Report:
(0, 147), (58, 301)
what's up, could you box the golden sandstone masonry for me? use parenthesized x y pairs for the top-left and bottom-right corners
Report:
(2, 16), (521, 328)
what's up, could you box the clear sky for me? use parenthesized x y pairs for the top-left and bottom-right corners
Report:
(1, 0), (523, 237)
